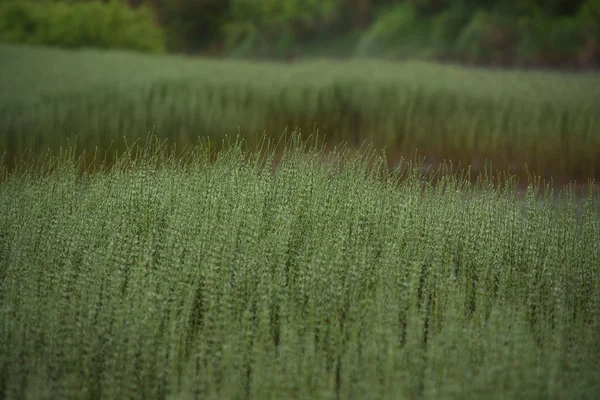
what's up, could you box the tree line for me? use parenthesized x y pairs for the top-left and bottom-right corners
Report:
(3, 0), (600, 67)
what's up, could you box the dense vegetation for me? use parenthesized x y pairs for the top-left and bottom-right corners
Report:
(0, 136), (598, 399)
(146, 0), (600, 67)
(2, 44), (600, 182)
(1, 0), (599, 67)
(163, 0), (600, 67)
(0, 0), (165, 52)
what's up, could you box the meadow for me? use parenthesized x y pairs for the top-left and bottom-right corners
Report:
(1, 43), (600, 399)
(2, 44), (600, 182)
(0, 136), (599, 399)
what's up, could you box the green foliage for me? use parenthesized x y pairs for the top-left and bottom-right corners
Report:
(1, 44), (600, 181)
(8, 0), (594, 66)
(0, 0), (165, 52)
(353, 0), (598, 66)
(578, 0), (600, 54)
(429, 3), (472, 51)
(517, 15), (584, 66)
(148, 0), (229, 52)
(224, 0), (342, 58)
(6, 0), (594, 66)
(0, 136), (599, 398)
(453, 10), (496, 63)
(355, 3), (433, 58)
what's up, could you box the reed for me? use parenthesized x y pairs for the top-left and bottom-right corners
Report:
(1, 136), (598, 399)
(2, 44), (599, 182)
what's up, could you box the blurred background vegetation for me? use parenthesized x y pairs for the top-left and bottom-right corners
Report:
(1, 0), (599, 68)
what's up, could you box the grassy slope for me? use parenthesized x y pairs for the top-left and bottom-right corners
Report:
(1, 44), (600, 182)
(0, 138), (599, 399)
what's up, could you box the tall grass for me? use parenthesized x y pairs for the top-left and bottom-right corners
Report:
(1, 44), (600, 181)
(1, 135), (598, 399)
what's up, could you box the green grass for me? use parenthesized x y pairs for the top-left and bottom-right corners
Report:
(1, 44), (600, 182)
(1, 135), (598, 399)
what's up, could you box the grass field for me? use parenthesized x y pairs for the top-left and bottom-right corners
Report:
(1, 43), (599, 398)
(2, 44), (600, 182)
(0, 136), (598, 399)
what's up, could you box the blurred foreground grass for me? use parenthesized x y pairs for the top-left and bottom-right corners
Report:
(0, 136), (598, 399)
(1, 44), (600, 183)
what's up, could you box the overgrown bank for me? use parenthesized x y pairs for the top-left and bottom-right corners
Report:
(2, 0), (599, 68)
(2, 45), (599, 183)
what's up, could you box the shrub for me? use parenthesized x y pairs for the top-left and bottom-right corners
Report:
(223, 0), (342, 58)
(147, 0), (230, 52)
(429, 4), (472, 55)
(0, 0), (165, 52)
(453, 10), (519, 65)
(516, 15), (585, 66)
(450, 1), (598, 67)
(577, 0), (600, 66)
(355, 4), (433, 59)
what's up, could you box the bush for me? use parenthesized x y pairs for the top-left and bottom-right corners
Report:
(449, 1), (598, 67)
(577, 0), (600, 65)
(223, 0), (342, 58)
(148, 0), (230, 52)
(0, 0), (165, 52)
(429, 4), (472, 54)
(355, 4), (433, 59)
(350, 0), (598, 67)
(453, 10), (518, 65)
(516, 16), (584, 66)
